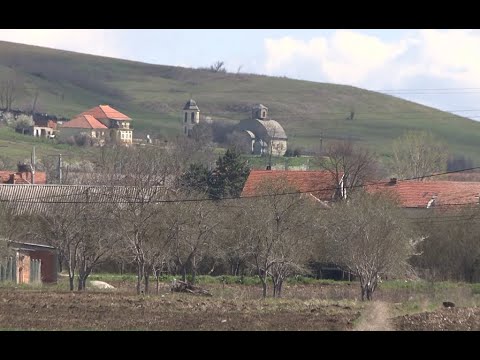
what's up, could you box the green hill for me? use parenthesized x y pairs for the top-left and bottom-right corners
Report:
(1, 40), (480, 162)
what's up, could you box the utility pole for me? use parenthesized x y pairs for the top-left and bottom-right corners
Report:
(320, 130), (323, 154)
(31, 146), (36, 184)
(46, 153), (69, 184)
(58, 154), (63, 184)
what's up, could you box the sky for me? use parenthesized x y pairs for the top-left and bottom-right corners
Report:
(2, 29), (480, 120)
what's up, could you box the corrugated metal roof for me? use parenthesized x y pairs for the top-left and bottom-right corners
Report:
(0, 184), (168, 214)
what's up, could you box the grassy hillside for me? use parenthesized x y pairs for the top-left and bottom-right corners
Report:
(1, 40), (480, 163)
(0, 127), (96, 170)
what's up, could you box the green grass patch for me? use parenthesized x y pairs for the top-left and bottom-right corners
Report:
(470, 283), (480, 295)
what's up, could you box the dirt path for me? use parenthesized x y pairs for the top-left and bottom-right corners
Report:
(355, 301), (393, 331)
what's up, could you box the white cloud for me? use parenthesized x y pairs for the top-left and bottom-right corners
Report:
(263, 29), (480, 90)
(0, 29), (123, 59)
(262, 29), (480, 114)
(264, 31), (411, 85)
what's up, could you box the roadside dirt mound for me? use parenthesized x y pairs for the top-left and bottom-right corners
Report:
(393, 307), (480, 331)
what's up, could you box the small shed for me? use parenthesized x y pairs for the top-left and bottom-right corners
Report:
(0, 240), (57, 284)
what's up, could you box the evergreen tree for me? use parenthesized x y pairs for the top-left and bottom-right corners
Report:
(210, 148), (250, 199)
(179, 163), (212, 195)
(179, 148), (250, 199)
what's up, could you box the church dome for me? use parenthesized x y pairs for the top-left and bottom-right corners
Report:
(183, 99), (200, 111)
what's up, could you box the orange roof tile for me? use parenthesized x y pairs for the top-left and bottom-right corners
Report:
(0, 171), (13, 183)
(366, 180), (480, 208)
(0, 171), (46, 184)
(241, 170), (343, 201)
(79, 105), (131, 121)
(61, 115), (108, 129)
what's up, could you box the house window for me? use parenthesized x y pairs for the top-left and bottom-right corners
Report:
(184, 113), (187, 123)
(184, 126), (187, 134)
(262, 110), (266, 118)
(191, 112), (195, 123)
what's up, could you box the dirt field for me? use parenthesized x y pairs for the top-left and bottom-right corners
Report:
(0, 288), (360, 331)
(0, 280), (479, 331)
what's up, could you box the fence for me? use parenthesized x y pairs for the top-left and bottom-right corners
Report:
(30, 259), (42, 283)
(0, 256), (17, 282)
(0, 257), (42, 283)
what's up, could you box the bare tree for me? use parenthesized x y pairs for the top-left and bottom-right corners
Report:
(391, 130), (448, 180)
(102, 148), (176, 295)
(31, 195), (120, 291)
(217, 200), (255, 277)
(167, 196), (219, 284)
(210, 61), (226, 73)
(75, 198), (120, 291)
(323, 191), (420, 300)
(226, 130), (253, 154)
(319, 140), (378, 194)
(0, 203), (20, 260)
(33, 202), (85, 291)
(412, 207), (480, 282)
(240, 177), (315, 298)
(0, 77), (18, 111)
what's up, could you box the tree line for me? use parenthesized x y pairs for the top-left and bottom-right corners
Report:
(1, 133), (479, 300)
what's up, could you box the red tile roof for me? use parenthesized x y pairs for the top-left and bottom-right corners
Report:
(61, 115), (108, 129)
(366, 180), (480, 208)
(241, 170), (343, 201)
(0, 171), (47, 184)
(47, 120), (57, 130)
(0, 171), (12, 183)
(80, 105), (131, 121)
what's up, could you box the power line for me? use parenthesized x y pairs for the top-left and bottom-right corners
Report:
(2, 166), (480, 204)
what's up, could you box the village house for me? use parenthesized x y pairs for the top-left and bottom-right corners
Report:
(0, 164), (47, 184)
(58, 105), (133, 145)
(241, 169), (346, 205)
(366, 178), (480, 216)
(31, 118), (57, 138)
(0, 239), (57, 284)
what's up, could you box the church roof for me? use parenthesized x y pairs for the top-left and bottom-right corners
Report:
(258, 119), (287, 139)
(183, 99), (199, 111)
(237, 118), (287, 140)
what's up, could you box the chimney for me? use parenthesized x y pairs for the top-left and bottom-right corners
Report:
(389, 178), (397, 185)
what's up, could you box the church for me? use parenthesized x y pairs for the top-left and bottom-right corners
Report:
(181, 100), (288, 156)
(236, 104), (288, 156)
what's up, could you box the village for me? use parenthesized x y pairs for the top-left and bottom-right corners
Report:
(1, 30), (480, 331)
(1, 97), (480, 330)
